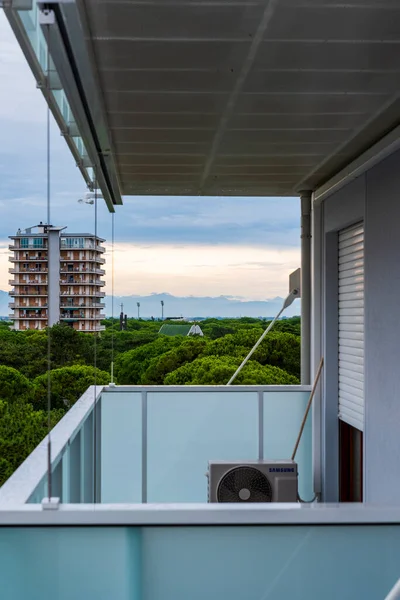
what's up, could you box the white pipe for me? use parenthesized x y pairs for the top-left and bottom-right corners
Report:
(385, 579), (400, 600)
(300, 191), (312, 385)
(227, 289), (299, 386)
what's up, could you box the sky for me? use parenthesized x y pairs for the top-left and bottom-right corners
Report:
(0, 12), (300, 301)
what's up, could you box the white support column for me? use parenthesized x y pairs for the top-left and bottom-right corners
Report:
(300, 191), (312, 385)
(311, 195), (323, 497)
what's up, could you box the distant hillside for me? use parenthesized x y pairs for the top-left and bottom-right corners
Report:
(0, 290), (300, 319)
(105, 292), (300, 319)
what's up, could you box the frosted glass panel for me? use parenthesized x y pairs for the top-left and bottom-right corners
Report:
(147, 391), (259, 502)
(142, 525), (400, 600)
(0, 527), (141, 600)
(101, 392), (142, 502)
(1, 524), (400, 599)
(263, 391), (312, 501)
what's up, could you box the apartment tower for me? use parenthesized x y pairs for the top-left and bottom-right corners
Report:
(9, 223), (106, 332)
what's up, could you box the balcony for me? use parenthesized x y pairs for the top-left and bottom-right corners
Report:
(59, 291), (106, 297)
(10, 256), (48, 261)
(60, 302), (105, 309)
(13, 304), (47, 310)
(10, 290), (48, 297)
(1, 385), (399, 599)
(59, 256), (106, 264)
(9, 244), (48, 251)
(60, 267), (106, 275)
(0, 385), (312, 505)
(60, 279), (104, 286)
(9, 268), (48, 274)
(18, 314), (48, 320)
(9, 280), (47, 286)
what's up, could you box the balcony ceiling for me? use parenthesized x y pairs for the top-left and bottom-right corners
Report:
(78, 0), (400, 197)
(8, 0), (400, 200)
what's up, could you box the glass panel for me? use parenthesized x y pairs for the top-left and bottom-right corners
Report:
(61, 238), (85, 249)
(263, 391), (312, 502)
(147, 391), (259, 503)
(0, 526), (140, 600)
(101, 392), (142, 503)
(17, 0), (92, 183)
(1, 525), (400, 599)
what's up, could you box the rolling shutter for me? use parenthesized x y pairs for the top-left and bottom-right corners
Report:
(338, 222), (364, 431)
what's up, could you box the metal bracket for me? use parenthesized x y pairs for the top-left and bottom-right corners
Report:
(38, 7), (55, 25)
(42, 497), (60, 510)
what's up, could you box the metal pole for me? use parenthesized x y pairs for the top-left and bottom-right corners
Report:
(300, 190), (312, 385)
(385, 579), (400, 600)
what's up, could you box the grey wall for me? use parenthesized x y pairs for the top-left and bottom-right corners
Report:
(364, 151), (400, 504)
(48, 230), (60, 326)
(321, 147), (400, 504)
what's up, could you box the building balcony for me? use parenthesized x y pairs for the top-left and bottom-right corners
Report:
(17, 314), (48, 319)
(60, 279), (104, 286)
(15, 323), (47, 331)
(9, 256), (48, 262)
(9, 280), (47, 286)
(78, 315), (106, 320)
(60, 316), (81, 321)
(9, 244), (48, 251)
(59, 255), (106, 264)
(1, 385), (399, 599)
(60, 312), (101, 319)
(0, 385), (313, 505)
(60, 267), (105, 275)
(59, 291), (105, 297)
(88, 324), (106, 331)
(12, 304), (47, 310)
(60, 302), (105, 309)
(9, 268), (48, 274)
(10, 290), (48, 297)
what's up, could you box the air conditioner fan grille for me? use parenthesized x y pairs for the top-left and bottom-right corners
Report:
(217, 466), (273, 502)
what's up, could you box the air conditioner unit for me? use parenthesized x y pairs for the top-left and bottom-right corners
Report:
(208, 460), (298, 503)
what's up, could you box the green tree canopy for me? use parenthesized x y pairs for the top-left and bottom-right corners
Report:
(31, 365), (110, 410)
(0, 366), (33, 403)
(203, 330), (300, 378)
(0, 400), (64, 487)
(94, 329), (158, 373)
(164, 356), (299, 385)
(115, 335), (183, 384)
(141, 337), (208, 384)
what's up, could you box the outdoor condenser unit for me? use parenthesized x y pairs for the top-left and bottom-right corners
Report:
(208, 460), (298, 503)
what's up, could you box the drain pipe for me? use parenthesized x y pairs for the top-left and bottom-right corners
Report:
(300, 191), (312, 385)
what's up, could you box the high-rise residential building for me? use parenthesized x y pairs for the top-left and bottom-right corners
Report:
(9, 223), (106, 332)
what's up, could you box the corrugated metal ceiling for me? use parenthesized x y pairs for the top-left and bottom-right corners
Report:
(79, 0), (400, 196)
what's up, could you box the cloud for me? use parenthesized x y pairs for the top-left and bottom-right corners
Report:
(101, 242), (300, 299)
(0, 12), (300, 301)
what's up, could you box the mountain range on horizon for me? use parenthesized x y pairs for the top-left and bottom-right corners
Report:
(0, 290), (300, 319)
